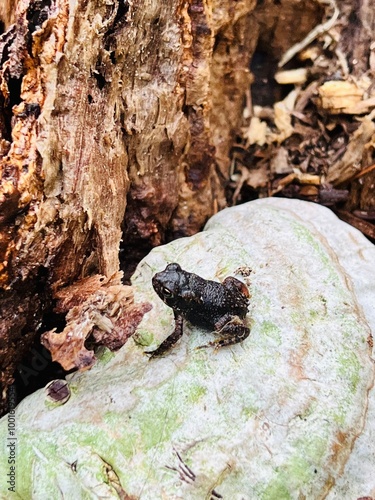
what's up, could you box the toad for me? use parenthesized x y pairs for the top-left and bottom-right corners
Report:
(147, 263), (250, 357)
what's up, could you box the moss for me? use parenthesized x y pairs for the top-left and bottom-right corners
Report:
(294, 435), (327, 464)
(286, 455), (311, 484)
(318, 295), (327, 306)
(242, 405), (258, 420)
(6, 432), (59, 498)
(254, 351), (280, 376)
(292, 222), (344, 291)
(44, 399), (63, 410)
(0, 433), (31, 497)
(261, 435), (326, 499)
(186, 349), (215, 378)
(292, 223), (330, 267)
(137, 408), (179, 449)
(65, 425), (110, 450)
(309, 309), (320, 321)
(102, 412), (137, 459)
(333, 408), (346, 427)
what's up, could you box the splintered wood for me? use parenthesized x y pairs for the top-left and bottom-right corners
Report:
(41, 273), (152, 370)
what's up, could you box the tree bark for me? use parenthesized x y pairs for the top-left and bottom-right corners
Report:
(339, 0), (375, 211)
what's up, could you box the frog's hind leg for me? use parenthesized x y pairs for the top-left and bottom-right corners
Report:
(222, 276), (250, 298)
(197, 315), (250, 351)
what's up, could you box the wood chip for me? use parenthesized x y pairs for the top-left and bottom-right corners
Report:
(317, 81), (364, 114)
(275, 68), (308, 85)
(334, 210), (375, 240)
(327, 112), (375, 185)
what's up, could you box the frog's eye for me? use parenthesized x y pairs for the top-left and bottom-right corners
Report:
(162, 287), (173, 297)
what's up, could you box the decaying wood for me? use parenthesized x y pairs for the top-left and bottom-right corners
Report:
(337, 0), (375, 211)
(326, 111), (375, 185)
(41, 273), (152, 371)
(251, 0), (324, 59)
(232, 0), (375, 223)
(278, 0), (339, 68)
(0, 0), (18, 30)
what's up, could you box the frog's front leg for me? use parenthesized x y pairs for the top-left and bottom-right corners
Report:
(198, 314), (250, 350)
(146, 311), (184, 358)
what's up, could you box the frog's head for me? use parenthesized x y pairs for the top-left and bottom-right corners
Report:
(152, 263), (185, 308)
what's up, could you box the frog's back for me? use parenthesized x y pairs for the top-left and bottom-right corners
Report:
(183, 275), (249, 328)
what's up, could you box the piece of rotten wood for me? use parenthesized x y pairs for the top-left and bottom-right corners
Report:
(326, 112), (375, 185)
(334, 210), (375, 240)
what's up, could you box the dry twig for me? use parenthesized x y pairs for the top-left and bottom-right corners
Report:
(278, 0), (340, 67)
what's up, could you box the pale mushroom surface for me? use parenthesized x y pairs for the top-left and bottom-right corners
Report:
(0, 198), (374, 499)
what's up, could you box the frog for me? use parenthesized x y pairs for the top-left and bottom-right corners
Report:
(147, 263), (250, 357)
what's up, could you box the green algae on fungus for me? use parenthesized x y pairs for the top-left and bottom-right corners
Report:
(187, 384), (208, 403)
(337, 351), (362, 394)
(95, 347), (116, 365)
(258, 320), (282, 344)
(262, 478), (292, 500)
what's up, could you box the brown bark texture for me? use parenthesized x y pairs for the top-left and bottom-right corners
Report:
(0, 0), (17, 30)
(0, 0), (327, 414)
(338, 0), (375, 211)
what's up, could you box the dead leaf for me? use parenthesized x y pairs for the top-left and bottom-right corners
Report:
(246, 166), (269, 189)
(242, 116), (269, 147)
